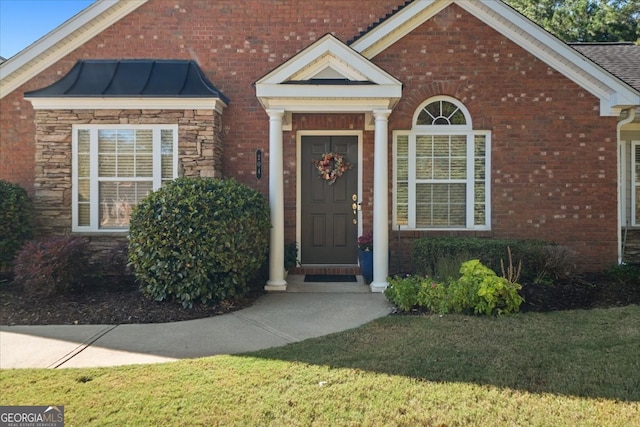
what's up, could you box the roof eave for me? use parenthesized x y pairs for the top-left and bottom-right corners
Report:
(351, 0), (640, 116)
(24, 97), (228, 113)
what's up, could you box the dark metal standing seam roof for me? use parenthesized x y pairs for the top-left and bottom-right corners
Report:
(25, 59), (230, 105)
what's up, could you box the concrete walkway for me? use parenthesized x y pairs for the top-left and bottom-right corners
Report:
(0, 276), (392, 369)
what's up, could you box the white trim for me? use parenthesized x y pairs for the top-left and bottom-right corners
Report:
(296, 130), (364, 266)
(633, 141), (640, 228)
(352, 0), (450, 58)
(0, 0), (148, 98)
(618, 108), (637, 264)
(412, 95), (473, 130)
(71, 123), (178, 233)
(289, 53), (370, 82)
(259, 98), (395, 113)
(256, 34), (402, 111)
(351, 0), (640, 115)
(257, 34), (401, 87)
(26, 97), (227, 113)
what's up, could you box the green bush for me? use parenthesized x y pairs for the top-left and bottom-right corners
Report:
(604, 263), (640, 285)
(385, 260), (524, 316)
(0, 180), (32, 270)
(411, 237), (558, 283)
(13, 236), (90, 296)
(417, 279), (448, 314)
(448, 260), (523, 315)
(128, 177), (271, 308)
(385, 275), (423, 312)
(385, 274), (450, 314)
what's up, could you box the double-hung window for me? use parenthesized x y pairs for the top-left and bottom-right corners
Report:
(72, 125), (178, 232)
(394, 96), (491, 230)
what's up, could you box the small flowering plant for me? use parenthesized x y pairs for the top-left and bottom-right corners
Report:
(357, 231), (373, 251)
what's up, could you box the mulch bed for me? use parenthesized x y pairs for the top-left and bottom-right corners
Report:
(0, 275), (265, 326)
(1, 273), (638, 326)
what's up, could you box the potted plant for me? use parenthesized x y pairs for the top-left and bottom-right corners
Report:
(358, 232), (373, 284)
(284, 241), (299, 278)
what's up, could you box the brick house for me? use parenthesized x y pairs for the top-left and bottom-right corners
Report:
(0, 0), (638, 292)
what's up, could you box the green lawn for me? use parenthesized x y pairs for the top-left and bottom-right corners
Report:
(1, 306), (639, 426)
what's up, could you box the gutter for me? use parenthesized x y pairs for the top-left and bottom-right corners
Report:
(617, 108), (636, 264)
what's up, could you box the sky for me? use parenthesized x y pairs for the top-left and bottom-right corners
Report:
(0, 0), (95, 59)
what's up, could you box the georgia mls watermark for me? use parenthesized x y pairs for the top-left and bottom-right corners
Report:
(0, 406), (64, 427)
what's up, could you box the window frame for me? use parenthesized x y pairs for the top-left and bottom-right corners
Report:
(71, 124), (179, 232)
(393, 96), (491, 231)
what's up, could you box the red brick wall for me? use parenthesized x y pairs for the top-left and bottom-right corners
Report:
(0, 1), (620, 270)
(375, 4), (618, 271)
(0, 90), (36, 195)
(0, 0), (406, 194)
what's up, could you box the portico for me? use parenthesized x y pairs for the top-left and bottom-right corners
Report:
(255, 34), (402, 292)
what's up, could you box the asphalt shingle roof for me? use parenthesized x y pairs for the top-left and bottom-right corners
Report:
(571, 43), (640, 93)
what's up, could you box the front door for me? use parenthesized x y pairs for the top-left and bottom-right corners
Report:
(301, 135), (359, 264)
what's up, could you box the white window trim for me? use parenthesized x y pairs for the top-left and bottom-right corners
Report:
(633, 141), (640, 227)
(72, 124), (179, 232)
(412, 95), (473, 131)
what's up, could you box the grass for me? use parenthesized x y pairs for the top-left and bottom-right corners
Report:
(1, 306), (639, 426)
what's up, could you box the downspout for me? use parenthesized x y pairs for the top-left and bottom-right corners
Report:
(617, 108), (636, 265)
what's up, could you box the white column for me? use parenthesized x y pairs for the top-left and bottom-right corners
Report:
(265, 109), (287, 291)
(370, 109), (392, 292)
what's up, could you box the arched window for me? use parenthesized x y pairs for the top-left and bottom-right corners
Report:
(394, 96), (490, 230)
(415, 97), (469, 127)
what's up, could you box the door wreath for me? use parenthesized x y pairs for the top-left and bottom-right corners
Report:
(312, 152), (353, 185)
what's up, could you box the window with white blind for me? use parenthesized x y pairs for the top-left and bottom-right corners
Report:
(72, 125), (178, 232)
(394, 96), (490, 230)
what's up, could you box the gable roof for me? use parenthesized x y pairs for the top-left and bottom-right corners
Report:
(2, 0), (638, 114)
(255, 34), (402, 112)
(350, 0), (640, 115)
(571, 43), (640, 93)
(0, 0), (148, 99)
(24, 59), (229, 104)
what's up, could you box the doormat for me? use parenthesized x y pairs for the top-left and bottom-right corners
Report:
(304, 274), (357, 283)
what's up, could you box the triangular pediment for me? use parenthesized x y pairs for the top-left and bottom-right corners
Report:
(349, 0), (639, 115)
(255, 34), (402, 112)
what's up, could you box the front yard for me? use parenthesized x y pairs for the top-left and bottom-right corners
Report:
(2, 305), (639, 426)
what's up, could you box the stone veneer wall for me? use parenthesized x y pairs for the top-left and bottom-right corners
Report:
(32, 108), (223, 252)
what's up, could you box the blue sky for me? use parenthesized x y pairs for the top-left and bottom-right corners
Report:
(0, 0), (95, 59)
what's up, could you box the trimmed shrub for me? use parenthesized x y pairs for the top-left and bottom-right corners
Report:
(13, 236), (91, 296)
(0, 180), (32, 270)
(128, 177), (271, 308)
(412, 237), (556, 283)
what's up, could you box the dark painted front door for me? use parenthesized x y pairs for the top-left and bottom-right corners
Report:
(301, 135), (359, 264)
